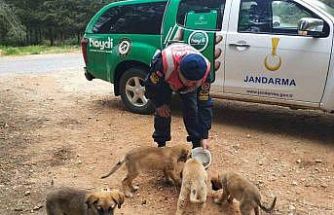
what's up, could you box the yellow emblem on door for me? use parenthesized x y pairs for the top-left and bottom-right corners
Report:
(264, 37), (282, 71)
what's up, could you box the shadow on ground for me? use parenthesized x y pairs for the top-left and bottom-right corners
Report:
(93, 95), (334, 145)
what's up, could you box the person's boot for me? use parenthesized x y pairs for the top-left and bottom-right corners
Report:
(192, 141), (201, 149)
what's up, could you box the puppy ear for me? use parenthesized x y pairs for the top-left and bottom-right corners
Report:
(188, 150), (192, 159)
(178, 148), (190, 162)
(112, 191), (125, 209)
(210, 177), (215, 187)
(211, 173), (223, 190)
(186, 149), (192, 159)
(85, 194), (99, 209)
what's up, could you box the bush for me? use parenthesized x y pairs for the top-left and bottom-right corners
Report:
(4, 28), (26, 45)
(0, 45), (80, 56)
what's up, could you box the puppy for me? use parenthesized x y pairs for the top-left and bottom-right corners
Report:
(46, 187), (125, 215)
(101, 145), (191, 197)
(211, 172), (276, 215)
(176, 158), (208, 215)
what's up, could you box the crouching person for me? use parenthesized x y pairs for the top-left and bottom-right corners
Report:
(144, 43), (213, 149)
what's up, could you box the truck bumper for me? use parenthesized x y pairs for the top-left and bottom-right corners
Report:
(84, 67), (95, 81)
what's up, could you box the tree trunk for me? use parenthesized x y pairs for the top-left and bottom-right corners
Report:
(49, 28), (54, 46)
(60, 32), (64, 43)
(39, 28), (42, 44)
(25, 30), (29, 44)
(34, 28), (38, 45)
(28, 29), (32, 45)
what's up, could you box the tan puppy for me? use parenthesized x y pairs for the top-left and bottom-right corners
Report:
(46, 187), (125, 215)
(176, 158), (208, 215)
(211, 172), (276, 215)
(101, 145), (191, 197)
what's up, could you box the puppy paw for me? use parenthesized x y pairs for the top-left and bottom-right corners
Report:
(165, 178), (174, 185)
(214, 198), (222, 205)
(175, 210), (183, 215)
(131, 185), (139, 192)
(124, 191), (134, 198)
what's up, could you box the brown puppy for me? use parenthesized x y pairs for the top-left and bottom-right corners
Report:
(176, 158), (208, 215)
(211, 172), (276, 215)
(46, 187), (125, 215)
(101, 145), (191, 197)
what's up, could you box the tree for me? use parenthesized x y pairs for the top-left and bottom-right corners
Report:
(0, 0), (26, 45)
(4, 0), (45, 44)
(320, 0), (334, 7)
(1, 0), (117, 45)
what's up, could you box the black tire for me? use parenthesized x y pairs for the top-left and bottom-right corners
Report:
(119, 67), (154, 114)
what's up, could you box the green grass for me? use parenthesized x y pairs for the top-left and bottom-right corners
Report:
(0, 45), (80, 56)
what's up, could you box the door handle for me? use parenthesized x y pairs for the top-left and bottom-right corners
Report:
(229, 43), (250, 48)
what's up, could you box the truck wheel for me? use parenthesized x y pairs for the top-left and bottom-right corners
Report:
(119, 67), (154, 114)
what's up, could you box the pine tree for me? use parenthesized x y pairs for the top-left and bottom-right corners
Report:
(0, 0), (26, 45)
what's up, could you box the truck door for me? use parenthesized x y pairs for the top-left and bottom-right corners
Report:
(161, 0), (225, 86)
(224, 0), (333, 104)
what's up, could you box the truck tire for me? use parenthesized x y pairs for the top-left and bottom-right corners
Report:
(119, 67), (154, 114)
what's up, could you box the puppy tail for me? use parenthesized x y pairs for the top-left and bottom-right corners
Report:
(100, 158), (125, 179)
(258, 196), (277, 213)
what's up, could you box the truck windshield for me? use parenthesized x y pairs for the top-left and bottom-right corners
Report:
(304, 0), (334, 17)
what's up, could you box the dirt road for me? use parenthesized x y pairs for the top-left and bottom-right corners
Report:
(0, 68), (333, 215)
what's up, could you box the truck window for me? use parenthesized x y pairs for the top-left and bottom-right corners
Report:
(176, 0), (225, 30)
(93, 2), (167, 34)
(238, 0), (271, 33)
(271, 0), (316, 34)
(238, 0), (327, 35)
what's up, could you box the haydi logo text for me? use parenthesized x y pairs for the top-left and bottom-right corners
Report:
(89, 37), (113, 50)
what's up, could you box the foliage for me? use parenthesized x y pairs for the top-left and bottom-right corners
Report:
(0, 0), (333, 46)
(0, 45), (80, 56)
(0, 1), (26, 45)
(1, 0), (112, 46)
(321, 0), (334, 7)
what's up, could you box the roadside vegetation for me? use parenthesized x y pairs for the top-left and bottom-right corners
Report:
(0, 0), (332, 56)
(0, 0), (113, 46)
(0, 0), (113, 56)
(0, 0), (111, 56)
(0, 45), (80, 56)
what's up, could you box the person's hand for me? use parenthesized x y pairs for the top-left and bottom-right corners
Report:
(201, 139), (210, 149)
(156, 104), (171, 118)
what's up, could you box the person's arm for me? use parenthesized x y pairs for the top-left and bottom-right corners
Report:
(144, 53), (171, 108)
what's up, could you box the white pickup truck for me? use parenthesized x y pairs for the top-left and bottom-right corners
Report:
(83, 0), (334, 114)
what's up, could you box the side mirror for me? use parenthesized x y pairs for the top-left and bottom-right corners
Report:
(273, 16), (281, 27)
(297, 18), (325, 38)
